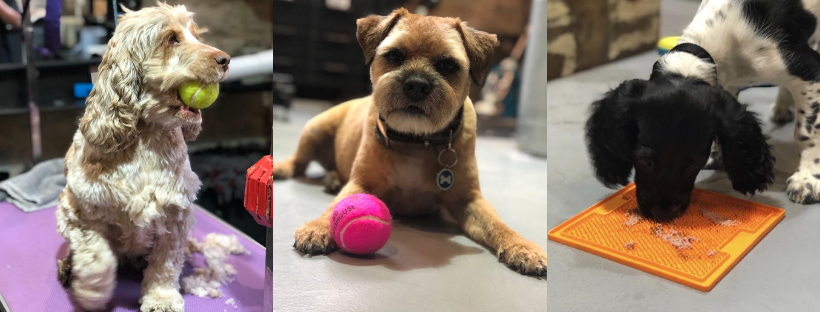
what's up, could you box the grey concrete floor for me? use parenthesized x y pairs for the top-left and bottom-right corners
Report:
(269, 100), (548, 312)
(546, 42), (820, 312)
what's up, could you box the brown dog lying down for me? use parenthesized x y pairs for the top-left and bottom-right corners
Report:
(271, 8), (547, 276)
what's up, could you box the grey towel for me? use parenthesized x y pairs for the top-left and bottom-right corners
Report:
(0, 158), (65, 212)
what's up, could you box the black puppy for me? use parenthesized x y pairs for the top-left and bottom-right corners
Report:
(585, 73), (774, 221)
(585, 0), (820, 219)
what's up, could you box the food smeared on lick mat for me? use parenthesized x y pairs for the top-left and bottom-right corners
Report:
(548, 183), (784, 291)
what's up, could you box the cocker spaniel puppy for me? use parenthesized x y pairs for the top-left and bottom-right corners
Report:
(55, 3), (229, 311)
(586, 79), (773, 221)
(581, 0), (820, 221)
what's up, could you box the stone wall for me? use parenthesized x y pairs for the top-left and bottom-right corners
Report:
(547, 0), (659, 80)
(420, 0), (530, 37)
(401, 0), (531, 100)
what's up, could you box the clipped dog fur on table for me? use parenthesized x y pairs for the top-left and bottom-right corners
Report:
(181, 233), (247, 298)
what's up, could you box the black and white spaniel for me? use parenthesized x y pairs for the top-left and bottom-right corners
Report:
(586, 0), (820, 221)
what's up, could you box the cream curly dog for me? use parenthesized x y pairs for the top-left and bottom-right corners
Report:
(55, 3), (229, 311)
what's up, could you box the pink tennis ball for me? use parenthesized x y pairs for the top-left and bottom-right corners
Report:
(330, 193), (392, 254)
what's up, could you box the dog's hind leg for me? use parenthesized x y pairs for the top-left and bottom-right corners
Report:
(323, 170), (342, 194)
(786, 78), (820, 204)
(771, 86), (796, 124)
(56, 191), (117, 310)
(270, 102), (352, 180)
(64, 225), (118, 311)
(57, 250), (73, 288)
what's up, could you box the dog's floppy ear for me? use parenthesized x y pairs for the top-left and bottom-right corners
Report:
(182, 123), (201, 142)
(356, 8), (406, 66)
(78, 21), (145, 153)
(455, 21), (499, 85)
(714, 90), (775, 194)
(585, 79), (647, 188)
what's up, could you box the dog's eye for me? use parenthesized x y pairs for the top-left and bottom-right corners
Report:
(638, 157), (654, 169)
(436, 59), (458, 73)
(385, 50), (405, 64)
(687, 164), (700, 173)
(168, 35), (179, 45)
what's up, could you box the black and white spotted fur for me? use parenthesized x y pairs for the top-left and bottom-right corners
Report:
(587, 0), (820, 221)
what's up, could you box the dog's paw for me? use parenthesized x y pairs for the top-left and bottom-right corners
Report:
(702, 141), (723, 170)
(57, 252), (73, 288)
(771, 105), (795, 124)
(703, 149), (723, 170)
(323, 171), (342, 194)
(497, 240), (547, 278)
(294, 220), (338, 254)
(269, 160), (295, 180)
(139, 290), (184, 312)
(787, 170), (820, 204)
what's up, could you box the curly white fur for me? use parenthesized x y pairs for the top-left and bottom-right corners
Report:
(56, 3), (229, 312)
(181, 234), (246, 298)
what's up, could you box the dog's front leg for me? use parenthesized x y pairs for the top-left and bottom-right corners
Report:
(446, 196), (547, 277)
(786, 82), (820, 204)
(772, 86), (796, 124)
(294, 181), (371, 254)
(139, 226), (187, 312)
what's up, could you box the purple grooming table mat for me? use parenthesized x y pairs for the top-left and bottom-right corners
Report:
(0, 202), (265, 312)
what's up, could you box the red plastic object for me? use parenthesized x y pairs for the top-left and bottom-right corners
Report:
(244, 155), (273, 227)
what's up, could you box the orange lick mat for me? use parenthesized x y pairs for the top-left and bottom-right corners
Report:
(548, 183), (785, 291)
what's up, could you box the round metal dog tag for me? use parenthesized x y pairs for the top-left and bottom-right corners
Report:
(437, 168), (454, 191)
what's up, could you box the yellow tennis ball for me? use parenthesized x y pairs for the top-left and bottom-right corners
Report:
(178, 81), (219, 110)
(657, 36), (681, 55)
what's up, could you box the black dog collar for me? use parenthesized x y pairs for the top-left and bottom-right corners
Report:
(652, 43), (719, 85)
(374, 106), (464, 154)
(670, 43), (716, 65)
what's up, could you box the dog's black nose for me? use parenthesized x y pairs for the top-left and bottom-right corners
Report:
(215, 54), (231, 68)
(403, 76), (432, 101)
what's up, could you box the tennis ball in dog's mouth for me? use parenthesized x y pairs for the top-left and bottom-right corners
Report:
(178, 81), (219, 110)
(330, 193), (392, 255)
